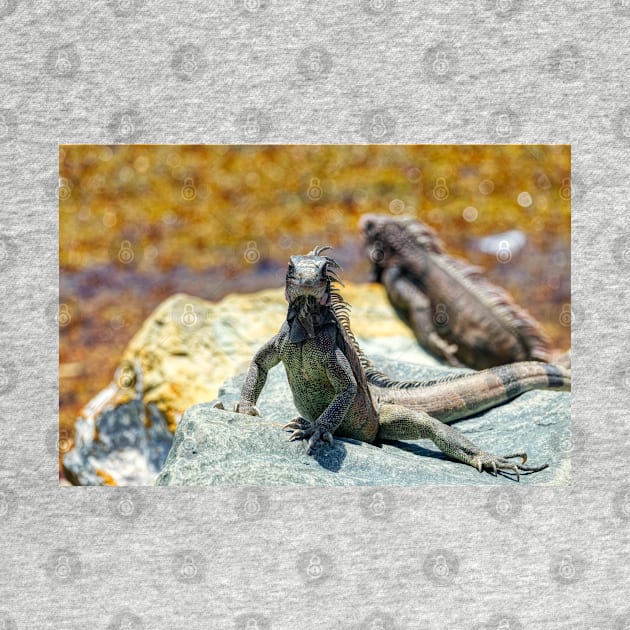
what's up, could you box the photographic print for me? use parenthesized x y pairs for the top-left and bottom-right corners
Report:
(59, 144), (571, 486)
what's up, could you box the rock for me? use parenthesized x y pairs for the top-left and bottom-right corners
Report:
(156, 357), (571, 487)
(64, 285), (433, 485)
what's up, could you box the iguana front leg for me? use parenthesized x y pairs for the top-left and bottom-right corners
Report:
(283, 346), (357, 455)
(382, 267), (463, 367)
(377, 403), (547, 479)
(234, 336), (281, 415)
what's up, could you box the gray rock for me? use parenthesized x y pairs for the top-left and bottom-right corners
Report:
(156, 357), (571, 486)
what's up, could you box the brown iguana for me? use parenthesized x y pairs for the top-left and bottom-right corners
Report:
(215, 246), (570, 479)
(359, 213), (564, 370)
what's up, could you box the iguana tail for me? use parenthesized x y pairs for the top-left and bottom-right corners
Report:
(373, 361), (570, 424)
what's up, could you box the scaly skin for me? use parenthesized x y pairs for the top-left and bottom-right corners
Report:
(359, 214), (559, 370)
(217, 247), (570, 480)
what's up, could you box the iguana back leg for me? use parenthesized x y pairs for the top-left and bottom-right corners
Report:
(377, 403), (547, 479)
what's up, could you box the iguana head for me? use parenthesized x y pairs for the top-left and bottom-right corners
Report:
(359, 213), (441, 276)
(285, 245), (341, 305)
(285, 246), (343, 340)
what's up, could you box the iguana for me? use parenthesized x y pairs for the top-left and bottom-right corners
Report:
(359, 213), (565, 370)
(215, 246), (570, 479)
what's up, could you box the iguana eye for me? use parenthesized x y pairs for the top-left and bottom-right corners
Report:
(287, 263), (295, 276)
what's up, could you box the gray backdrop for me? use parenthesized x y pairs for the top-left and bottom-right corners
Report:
(1, 1), (629, 628)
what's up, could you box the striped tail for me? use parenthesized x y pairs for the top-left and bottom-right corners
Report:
(373, 361), (570, 424)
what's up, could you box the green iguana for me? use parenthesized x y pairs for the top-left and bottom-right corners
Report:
(215, 246), (570, 479)
(359, 213), (564, 370)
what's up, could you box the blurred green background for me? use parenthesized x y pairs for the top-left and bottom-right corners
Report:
(59, 144), (571, 472)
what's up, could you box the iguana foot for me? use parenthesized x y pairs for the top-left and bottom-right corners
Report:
(212, 400), (261, 416)
(470, 451), (548, 481)
(283, 417), (334, 454)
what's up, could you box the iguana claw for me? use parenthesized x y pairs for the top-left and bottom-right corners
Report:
(283, 417), (334, 454)
(471, 451), (547, 481)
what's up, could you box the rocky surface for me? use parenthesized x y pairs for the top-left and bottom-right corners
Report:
(63, 285), (433, 485)
(156, 357), (571, 487)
